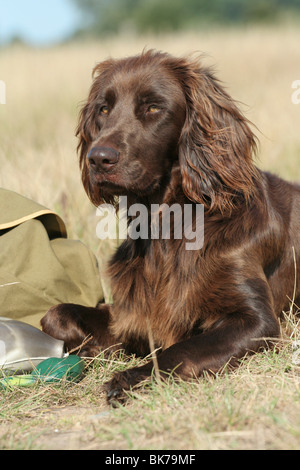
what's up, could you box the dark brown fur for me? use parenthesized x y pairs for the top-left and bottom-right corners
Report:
(41, 51), (300, 403)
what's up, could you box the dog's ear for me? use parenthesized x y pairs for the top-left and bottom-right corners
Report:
(170, 57), (259, 214)
(76, 60), (116, 206)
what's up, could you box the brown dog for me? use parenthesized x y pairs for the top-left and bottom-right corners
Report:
(41, 51), (300, 403)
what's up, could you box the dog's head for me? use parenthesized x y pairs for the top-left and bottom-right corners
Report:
(77, 50), (258, 213)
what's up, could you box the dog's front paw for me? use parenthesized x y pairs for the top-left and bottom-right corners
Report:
(104, 368), (148, 405)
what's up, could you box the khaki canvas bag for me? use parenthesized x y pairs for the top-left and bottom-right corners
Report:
(0, 189), (104, 328)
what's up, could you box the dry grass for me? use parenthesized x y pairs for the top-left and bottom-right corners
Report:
(1, 329), (300, 450)
(1, 24), (300, 450)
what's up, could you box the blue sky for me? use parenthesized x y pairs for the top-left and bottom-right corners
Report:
(0, 0), (81, 45)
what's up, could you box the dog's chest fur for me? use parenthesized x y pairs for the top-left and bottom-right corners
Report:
(107, 237), (207, 351)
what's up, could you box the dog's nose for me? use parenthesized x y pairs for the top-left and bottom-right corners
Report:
(88, 146), (120, 172)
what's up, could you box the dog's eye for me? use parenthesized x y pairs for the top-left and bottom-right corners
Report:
(147, 104), (160, 114)
(100, 105), (109, 115)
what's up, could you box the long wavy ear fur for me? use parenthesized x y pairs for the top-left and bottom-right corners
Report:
(167, 56), (260, 214)
(76, 59), (116, 206)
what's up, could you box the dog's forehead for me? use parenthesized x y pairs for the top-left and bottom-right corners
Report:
(109, 62), (180, 98)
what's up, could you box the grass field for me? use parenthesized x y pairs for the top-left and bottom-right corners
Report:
(1, 24), (300, 450)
